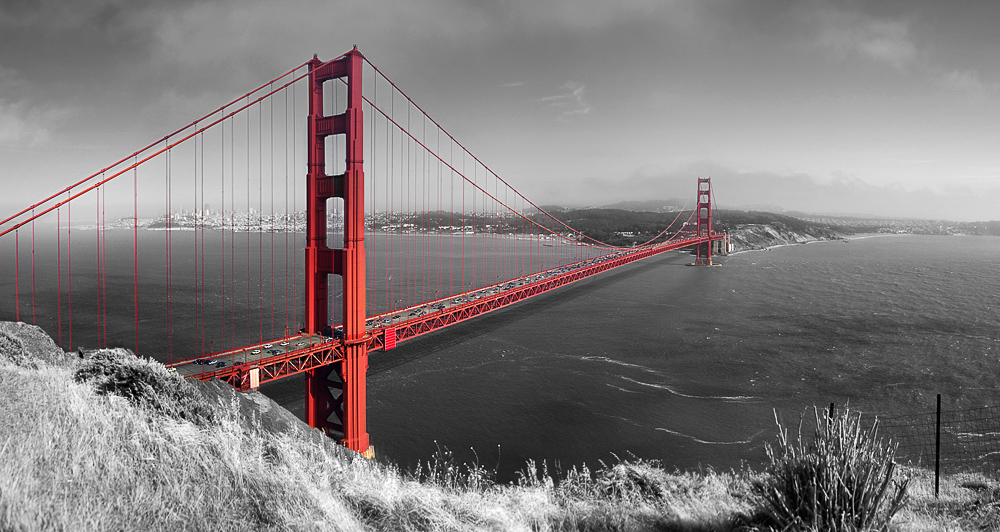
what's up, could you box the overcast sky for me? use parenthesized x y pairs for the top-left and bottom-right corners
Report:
(2, 0), (999, 221)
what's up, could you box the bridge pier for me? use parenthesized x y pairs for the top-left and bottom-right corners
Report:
(303, 48), (373, 458)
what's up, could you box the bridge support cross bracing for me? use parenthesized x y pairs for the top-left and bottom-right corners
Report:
(693, 177), (714, 266)
(303, 48), (372, 458)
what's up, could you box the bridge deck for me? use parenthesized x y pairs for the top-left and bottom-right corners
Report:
(168, 235), (723, 389)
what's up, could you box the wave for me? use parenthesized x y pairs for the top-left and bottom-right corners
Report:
(580, 356), (660, 374)
(620, 376), (757, 402)
(954, 431), (1000, 439)
(654, 427), (766, 445)
(605, 383), (650, 395)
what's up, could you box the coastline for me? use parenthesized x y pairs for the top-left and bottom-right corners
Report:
(726, 232), (907, 255)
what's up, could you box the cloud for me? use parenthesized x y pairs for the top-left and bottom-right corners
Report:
(538, 81), (590, 121)
(816, 13), (916, 70)
(495, 0), (671, 31)
(0, 65), (59, 144)
(501, 81), (525, 87)
(939, 69), (995, 100)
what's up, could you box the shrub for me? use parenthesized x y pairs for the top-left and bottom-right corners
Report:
(745, 407), (909, 531)
(74, 348), (215, 425)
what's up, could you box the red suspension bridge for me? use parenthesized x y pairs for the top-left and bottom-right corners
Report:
(0, 47), (726, 458)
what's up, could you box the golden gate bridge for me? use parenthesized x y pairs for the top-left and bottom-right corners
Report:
(0, 47), (726, 458)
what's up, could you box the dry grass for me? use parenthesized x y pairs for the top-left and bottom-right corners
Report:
(0, 323), (997, 531)
(892, 469), (1000, 532)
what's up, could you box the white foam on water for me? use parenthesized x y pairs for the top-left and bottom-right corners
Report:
(621, 376), (757, 402)
(654, 427), (766, 445)
(605, 383), (650, 395)
(578, 355), (661, 374)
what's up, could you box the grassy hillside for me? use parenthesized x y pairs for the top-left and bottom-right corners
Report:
(1, 321), (997, 531)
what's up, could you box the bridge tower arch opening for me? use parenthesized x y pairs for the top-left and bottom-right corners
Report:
(303, 48), (373, 458)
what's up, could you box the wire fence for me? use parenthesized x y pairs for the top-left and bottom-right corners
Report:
(848, 396), (1000, 492)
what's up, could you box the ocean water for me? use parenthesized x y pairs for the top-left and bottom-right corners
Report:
(3, 232), (998, 480)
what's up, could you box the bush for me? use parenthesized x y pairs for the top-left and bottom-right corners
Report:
(745, 407), (909, 531)
(74, 348), (215, 425)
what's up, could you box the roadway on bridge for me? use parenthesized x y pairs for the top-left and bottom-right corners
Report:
(169, 334), (330, 378)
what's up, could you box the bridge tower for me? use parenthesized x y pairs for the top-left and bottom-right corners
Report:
(303, 48), (373, 458)
(692, 177), (715, 266)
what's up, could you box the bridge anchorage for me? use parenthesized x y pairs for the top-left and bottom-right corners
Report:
(1, 46), (728, 460)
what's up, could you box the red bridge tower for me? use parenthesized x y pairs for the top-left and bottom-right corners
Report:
(303, 48), (373, 458)
(692, 177), (716, 266)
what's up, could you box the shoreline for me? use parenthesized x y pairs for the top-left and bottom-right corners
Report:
(726, 231), (912, 256)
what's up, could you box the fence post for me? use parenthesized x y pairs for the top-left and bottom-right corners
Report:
(935, 393), (941, 498)
(829, 402), (835, 420)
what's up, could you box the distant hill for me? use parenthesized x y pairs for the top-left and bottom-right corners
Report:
(597, 199), (685, 213)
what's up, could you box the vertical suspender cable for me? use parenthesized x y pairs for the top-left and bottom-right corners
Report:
(384, 83), (390, 315)
(449, 136), (453, 296)
(332, 86), (337, 329)
(192, 128), (198, 354)
(461, 147), (465, 294)
(31, 211), (35, 324)
(57, 208), (61, 347)
(387, 86), (392, 313)
(97, 187), (102, 347)
(98, 186), (103, 347)
(435, 123), (440, 300)
(68, 194), (72, 350)
(284, 89), (289, 334)
(423, 115), (428, 303)
(166, 142), (173, 360)
(247, 97), (252, 347)
(370, 73), (377, 317)
(230, 114), (236, 348)
(15, 230), (19, 322)
(270, 85), (275, 339)
(436, 125), (442, 300)
(195, 127), (202, 354)
(101, 182), (107, 346)
(259, 99), (264, 343)
(221, 116), (227, 351)
(133, 157), (138, 355)
(370, 73), (376, 317)
(405, 101), (410, 308)
(471, 163), (475, 290)
(291, 84), (298, 331)
(201, 131), (207, 354)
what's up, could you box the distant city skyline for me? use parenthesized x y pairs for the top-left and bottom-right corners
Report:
(2, 1), (999, 221)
